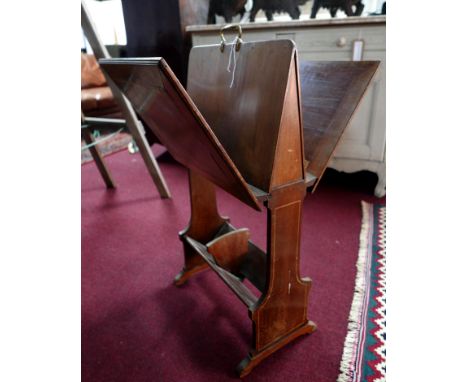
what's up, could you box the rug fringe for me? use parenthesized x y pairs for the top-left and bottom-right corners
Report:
(337, 201), (373, 382)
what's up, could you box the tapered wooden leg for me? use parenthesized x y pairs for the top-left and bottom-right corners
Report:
(237, 181), (316, 377)
(82, 127), (115, 189)
(175, 170), (228, 285)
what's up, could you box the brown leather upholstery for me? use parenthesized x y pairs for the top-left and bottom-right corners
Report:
(81, 53), (122, 118)
(81, 53), (159, 144)
(81, 53), (107, 88)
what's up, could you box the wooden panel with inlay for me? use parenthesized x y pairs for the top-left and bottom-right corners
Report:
(100, 58), (261, 211)
(100, 38), (379, 377)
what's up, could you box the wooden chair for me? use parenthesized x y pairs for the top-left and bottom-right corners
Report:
(81, 111), (116, 189)
(81, 0), (170, 198)
(100, 29), (378, 376)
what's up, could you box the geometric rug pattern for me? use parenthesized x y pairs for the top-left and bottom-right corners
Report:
(81, 131), (132, 163)
(337, 201), (386, 382)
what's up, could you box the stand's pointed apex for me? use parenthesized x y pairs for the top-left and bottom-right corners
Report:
(270, 52), (305, 190)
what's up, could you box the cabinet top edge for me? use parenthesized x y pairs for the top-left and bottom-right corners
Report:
(186, 16), (386, 33)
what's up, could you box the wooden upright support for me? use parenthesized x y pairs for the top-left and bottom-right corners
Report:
(100, 32), (379, 377)
(174, 171), (227, 286)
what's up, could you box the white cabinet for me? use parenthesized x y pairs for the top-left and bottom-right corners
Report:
(187, 17), (386, 196)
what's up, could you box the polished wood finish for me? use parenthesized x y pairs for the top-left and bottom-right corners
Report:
(187, 235), (258, 308)
(187, 40), (300, 193)
(187, 17), (387, 197)
(207, 228), (250, 274)
(102, 38), (378, 377)
(187, 40), (314, 376)
(99, 58), (261, 211)
(175, 170), (227, 286)
(300, 60), (379, 188)
(237, 320), (316, 377)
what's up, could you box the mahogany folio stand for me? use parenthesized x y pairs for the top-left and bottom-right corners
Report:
(101, 33), (378, 377)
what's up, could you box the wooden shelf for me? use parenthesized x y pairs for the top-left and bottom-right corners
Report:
(183, 221), (267, 309)
(216, 223), (267, 293)
(185, 235), (259, 309)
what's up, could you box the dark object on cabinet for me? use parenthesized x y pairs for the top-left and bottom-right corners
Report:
(310, 0), (364, 18)
(250, 0), (307, 21)
(369, 1), (385, 16)
(121, 0), (209, 86)
(100, 37), (378, 377)
(208, 0), (247, 23)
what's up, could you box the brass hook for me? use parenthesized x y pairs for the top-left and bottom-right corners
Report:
(220, 24), (243, 52)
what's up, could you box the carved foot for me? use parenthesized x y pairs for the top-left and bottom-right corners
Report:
(374, 161), (386, 197)
(374, 180), (386, 198)
(236, 320), (317, 377)
(173, 264), (209, 286)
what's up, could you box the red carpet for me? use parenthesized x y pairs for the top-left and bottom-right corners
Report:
(82, 147), (384, 382)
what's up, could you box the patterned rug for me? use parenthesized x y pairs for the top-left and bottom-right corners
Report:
(81, 131), (133, 164)
(337, 201), (386, 382)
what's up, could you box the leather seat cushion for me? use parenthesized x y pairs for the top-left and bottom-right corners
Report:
(82, 86), (117, 111)
(81, 53), (107, 89)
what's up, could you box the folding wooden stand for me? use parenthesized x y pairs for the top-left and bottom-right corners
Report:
(101, 33), (378, 377)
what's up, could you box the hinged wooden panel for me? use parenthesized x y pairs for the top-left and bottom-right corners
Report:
(100, 58), (262, 211)
(299, 60), (379, 186)
(187, 40), (298, 192)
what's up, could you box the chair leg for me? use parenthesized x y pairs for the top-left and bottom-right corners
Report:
(124, 117), (171, 198)
(82, 127), (115, 189)
(81, 1), (171, 199)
